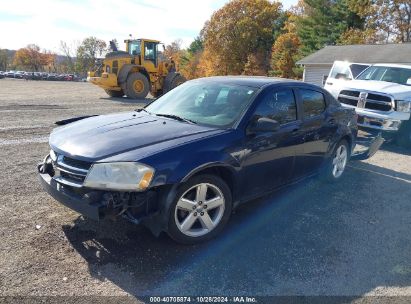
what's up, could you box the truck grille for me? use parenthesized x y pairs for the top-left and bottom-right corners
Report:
(338, 90), (393, 112)
(52, 152), (91, 187)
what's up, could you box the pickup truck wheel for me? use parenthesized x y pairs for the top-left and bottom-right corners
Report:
(168, 175), (232, 244)
(126, 72), (149, 99)
(321, 140), (349, 182)
(395, 120), (411, 148)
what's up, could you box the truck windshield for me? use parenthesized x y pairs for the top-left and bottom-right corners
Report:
(356, 66), (411, 86)
(129, 40), (141, 56)
(145, 81), (257, 128)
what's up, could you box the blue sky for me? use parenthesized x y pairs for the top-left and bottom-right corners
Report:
(0, 0), (298, 54)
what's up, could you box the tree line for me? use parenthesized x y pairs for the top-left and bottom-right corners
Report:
(174, 0), (411, 80)
(1, 0), (410, 79)
(0, 37), (107, 76)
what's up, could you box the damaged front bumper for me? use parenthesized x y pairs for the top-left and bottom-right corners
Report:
(38, 156), (158, 223)
(38, 171), (104, 220)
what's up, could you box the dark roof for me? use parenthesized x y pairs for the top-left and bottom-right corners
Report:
(297, 44), (411, 65)
(194, 76), (300, 88)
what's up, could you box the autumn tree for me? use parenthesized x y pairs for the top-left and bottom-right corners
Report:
(270, 13), (302, 79)
(0, 49), (9, 71)
(13, 44), (54, 71)
(60, 40), (76, 72)
(345, 0), (411, 43)
(201, 0), (282, 76)
(164, 39), (184, 69)
(179, 37), (205, 80)
(243, 51), (270, 76)
(76, 37), (106, 74)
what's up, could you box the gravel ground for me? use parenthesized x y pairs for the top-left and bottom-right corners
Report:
(0, 78), (411, 301)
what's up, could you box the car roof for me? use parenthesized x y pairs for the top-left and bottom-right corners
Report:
(373, 63), (411, 69)
(192, 76), (303, 88)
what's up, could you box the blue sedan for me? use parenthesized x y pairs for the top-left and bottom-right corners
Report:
(38, 76), (358, 244)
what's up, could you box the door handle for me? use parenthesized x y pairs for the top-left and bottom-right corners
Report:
(326, 82), (333, 85)
(291, 128), (299, 135)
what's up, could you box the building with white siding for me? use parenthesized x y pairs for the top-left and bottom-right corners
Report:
(297, 43), (411, 87)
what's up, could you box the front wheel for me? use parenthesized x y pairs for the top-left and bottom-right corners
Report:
(395, 120), (411, 148)
(168, 175), (232, 244)
(321, 140), (349, 182)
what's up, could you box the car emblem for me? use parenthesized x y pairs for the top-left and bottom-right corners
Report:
(357, 92), (367, 108)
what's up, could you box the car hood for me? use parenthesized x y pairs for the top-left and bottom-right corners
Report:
(50, 111), (223, 160)
(345, 80), (411, 99)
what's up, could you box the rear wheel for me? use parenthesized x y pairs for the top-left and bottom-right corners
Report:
(321, 140), (349, 182)
(168, 175), (232, 244)
(126, 72), (150, 99)
(104, 89), (124, 98)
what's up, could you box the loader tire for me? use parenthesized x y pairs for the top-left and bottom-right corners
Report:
(126, 72), (150, 99)
(104, 89), (124, 98)
(164, 73), (186, 94)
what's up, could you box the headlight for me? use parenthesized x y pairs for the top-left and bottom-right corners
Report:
(49, 149), (57, 161)
(396, 100), (411, 113)
(83, 162), (154, 191)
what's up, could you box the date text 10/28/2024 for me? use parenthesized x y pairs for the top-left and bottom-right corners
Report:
(149, 296), (257, 303)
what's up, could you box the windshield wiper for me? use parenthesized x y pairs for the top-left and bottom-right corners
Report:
(155, 113), (197, 124)
(135, 108), (150, 114)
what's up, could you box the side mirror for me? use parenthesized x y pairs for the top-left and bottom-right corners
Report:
(322, 75), (328, 86)
(248, 117), (280, 133)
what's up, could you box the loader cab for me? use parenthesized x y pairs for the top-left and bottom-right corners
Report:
(125, 38), (161, 69)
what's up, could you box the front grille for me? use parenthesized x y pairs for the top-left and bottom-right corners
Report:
(338, 90), (393, 112)
(365, 102), (391, 111)
(367, 93), (391, 102)
(62, 156), (92, 170)
(60, 171), (86, 183)
(338, 96), (358, 106)
(51, 151), (91, 187)
(340, 90), (360, 97)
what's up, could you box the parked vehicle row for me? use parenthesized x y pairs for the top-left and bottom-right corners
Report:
(0, 70), (82, 81)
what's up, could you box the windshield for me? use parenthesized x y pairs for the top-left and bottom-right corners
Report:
(145, 81), (258, 128)
(128, 40), (141, 56)
(356, 66), (411, 85)
(350, 64), (370, 78)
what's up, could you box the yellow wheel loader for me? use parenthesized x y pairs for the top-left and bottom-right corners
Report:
(88, 38), (186, 99)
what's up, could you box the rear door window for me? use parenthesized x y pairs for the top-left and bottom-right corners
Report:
(300, 89), (326, 118)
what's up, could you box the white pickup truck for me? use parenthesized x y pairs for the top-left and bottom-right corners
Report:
(324, 62), (411, 147)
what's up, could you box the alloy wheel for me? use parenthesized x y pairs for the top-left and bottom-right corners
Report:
(174, 183), (225, 237)
(332, 144), (348, 178)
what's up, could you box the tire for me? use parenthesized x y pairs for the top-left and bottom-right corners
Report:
(125, 72), (150, 99)
(151, 90), (163, 98)
(164, 73), (186, 94)
(320, 139), (350, 183)
(104, 89), (124, 98)
(395, 120), (411, 148)
(167, 174), (232, 244)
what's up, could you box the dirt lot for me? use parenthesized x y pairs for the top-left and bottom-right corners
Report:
(0, 78), (411, 300)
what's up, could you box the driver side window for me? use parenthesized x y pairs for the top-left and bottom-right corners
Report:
(253, 88), (297, 125)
